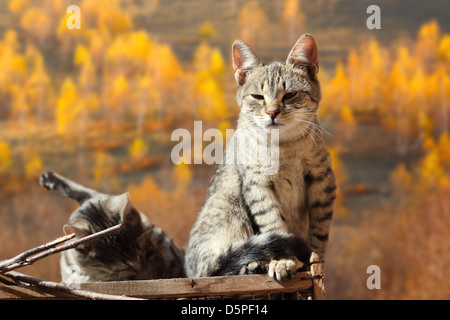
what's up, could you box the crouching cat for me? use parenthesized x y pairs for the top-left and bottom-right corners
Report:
(184, 34), (336, 281)
(40, 171), (184, 283)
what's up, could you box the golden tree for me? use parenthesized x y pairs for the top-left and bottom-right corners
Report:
(0, 141), (12, 174)
(129, 136), (149, 162)
(282, 0), (304, 45)
(25, 45), (54, 122)
(20, 7), (52, 45)
(55, 78), (80, 136)
(237, 1), (268, 51)
(415, 20), (440, 71)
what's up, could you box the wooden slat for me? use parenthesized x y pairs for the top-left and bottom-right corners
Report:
(0, 272), (314, 300)
(0, 283), (76, 300)
(80, 272), (313, 299)
(310, 253), (326, 300)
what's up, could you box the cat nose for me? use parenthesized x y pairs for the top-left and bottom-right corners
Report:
(266, 110), (280, 119)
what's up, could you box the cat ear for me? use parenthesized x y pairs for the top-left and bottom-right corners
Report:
(232, 40), (262, 85)
(105, 192), (140, 226)
(63, 221), (89, 238)
(286, 34), (319, 77)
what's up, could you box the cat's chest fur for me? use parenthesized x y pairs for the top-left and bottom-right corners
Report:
(240, 137), (316, 238)
(268, 148), (310, 237)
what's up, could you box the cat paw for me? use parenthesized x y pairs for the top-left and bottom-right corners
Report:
(239, 261), (266, 275)
(267, 258), (298, 282)
(39, 171), (59, 190)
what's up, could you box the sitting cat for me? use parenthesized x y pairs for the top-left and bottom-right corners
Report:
(184, 34), (336, 281)
(39, 171), (184, 283)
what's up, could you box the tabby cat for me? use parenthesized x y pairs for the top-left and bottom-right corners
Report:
(184, 34), (336, 281)
(39, 171), (184, 283)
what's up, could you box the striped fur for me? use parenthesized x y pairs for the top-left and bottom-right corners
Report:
(185, 34), (336, 281)
(40, 171), (184, 283)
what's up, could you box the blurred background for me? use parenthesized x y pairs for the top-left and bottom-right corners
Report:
(0, 0), (449, 299)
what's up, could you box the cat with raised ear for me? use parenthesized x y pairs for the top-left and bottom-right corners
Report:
(39, 171), (185, 283)
(184, 34), (335, 281)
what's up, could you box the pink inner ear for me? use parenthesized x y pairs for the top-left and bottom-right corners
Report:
(63, 225), (77, 235)
(63, 224), (88, 238)
(233, 45), (243, 71)
(289, 35), (319, 73)
(235, 69), (247, 85)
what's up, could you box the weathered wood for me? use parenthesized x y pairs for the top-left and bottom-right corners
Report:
(0, 272), (315, 300)
(0, 282), (78, 300)
(310, 252), (326, 300)
(3, 271), (142, 300)
(81, 272), (313, 299)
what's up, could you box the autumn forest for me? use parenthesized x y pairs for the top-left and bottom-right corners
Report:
(0, 0), (449, 299)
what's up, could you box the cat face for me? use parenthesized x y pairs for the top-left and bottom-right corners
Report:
(64, 193), (146, 280)
(232, 34), (321, 136)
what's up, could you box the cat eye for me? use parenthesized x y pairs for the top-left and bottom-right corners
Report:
(251, 94), (265, 101)
(283, 92), (297, 101)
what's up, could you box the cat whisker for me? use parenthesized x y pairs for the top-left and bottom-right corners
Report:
(291, 117), (331, 137)
(306, 124), (326, 145)
(293, 119), (326, 146)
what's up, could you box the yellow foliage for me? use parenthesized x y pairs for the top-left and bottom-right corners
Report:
(82, 93), (101, 111)
(0, 141), (12, 173)
(237, 1), (268, 48)
(418, 111), (432, 139)
(128, 175), (164, 209)
(172, 162), (192, 191)
(25, 154), (42, 178)
(96, 0), (133, 36)
(322, 20), (450, 150)
(416, 20), (440, 59)
(20, 7), (52, 42)
(74, 45), (90, 66)
(193, 41), (213, 72)
(283, 0), (300, 21)
(367, 39), (384, 72)
(198, 22), (215, 40)
(437, 133), (450, 168)
(93, 151), (115, 187)
(56, 78), (79, 135)
(9, 84), (31, 120)
(78, 58), (97, 92)
(339, 105), (356, 127)
(209, 49), (225, 77)
(437, 35), (450, 62)
(11, 54), (27, 77)
(8, 0), (30, 14)
(129, 136), (149, 161)
(195, 71), (228, 121)
(106, 31), (152, 69)
(390, 163), (413, 196)
(328, 148), (347, 218)
(420, 150), (445, 187)
(149, 43), (183, 82)
(332, 61), (349, 90)
(112, 75), (129, 98)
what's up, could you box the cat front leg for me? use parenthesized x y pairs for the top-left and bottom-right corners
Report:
(39, 171), (97, 204)
(242, 175), (304, 281)
(305, 161), (336, 261)
(243, 180), (286, 234)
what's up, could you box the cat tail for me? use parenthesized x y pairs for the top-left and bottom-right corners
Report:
(210, 232), (311, 277)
